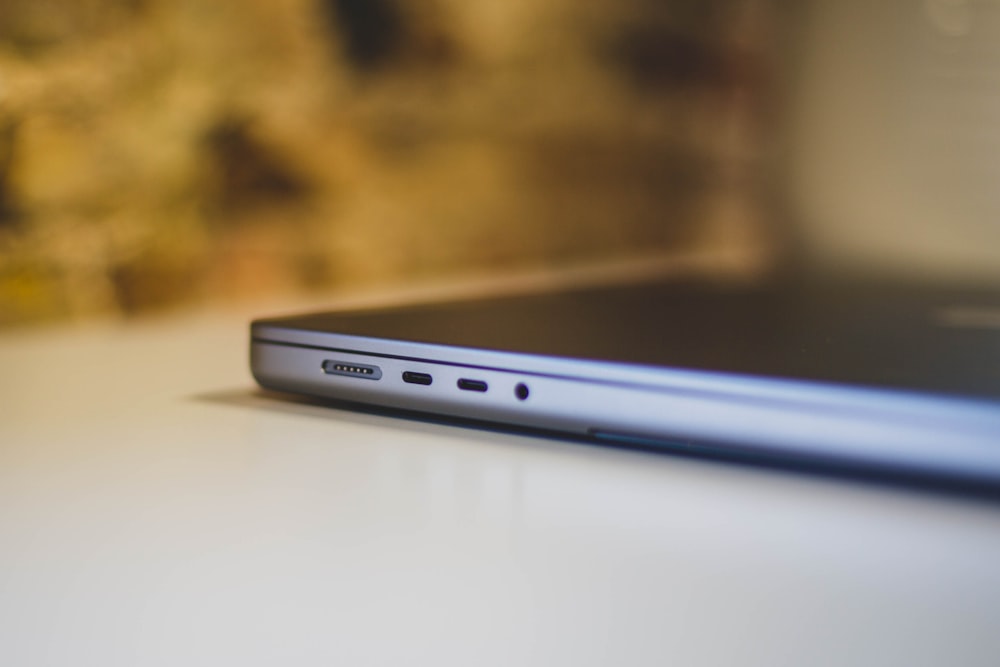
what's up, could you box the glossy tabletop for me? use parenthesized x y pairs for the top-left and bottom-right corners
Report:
(2, 301), (1000, 666)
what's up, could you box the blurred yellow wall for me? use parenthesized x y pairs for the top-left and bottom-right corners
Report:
(0, 0), (773, 325)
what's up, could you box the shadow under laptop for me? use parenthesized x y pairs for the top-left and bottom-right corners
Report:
(194, 387), (1000, 504)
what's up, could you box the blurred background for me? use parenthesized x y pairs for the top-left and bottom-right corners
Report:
(1, 0), (999, 326)
(0, 0), (778, 325)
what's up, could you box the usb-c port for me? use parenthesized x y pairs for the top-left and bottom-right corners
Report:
(457, 378), (488, 392)
(403, 371), (433, 386)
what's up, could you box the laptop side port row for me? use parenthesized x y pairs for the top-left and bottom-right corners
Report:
(322, 360), (382, 380)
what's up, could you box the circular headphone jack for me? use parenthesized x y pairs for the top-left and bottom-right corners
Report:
(515, 383), (530, 401)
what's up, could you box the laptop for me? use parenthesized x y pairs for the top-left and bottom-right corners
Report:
(250, 1), (1000, 485)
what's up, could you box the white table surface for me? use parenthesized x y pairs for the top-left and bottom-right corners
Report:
(2, 302), (1000, 667)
